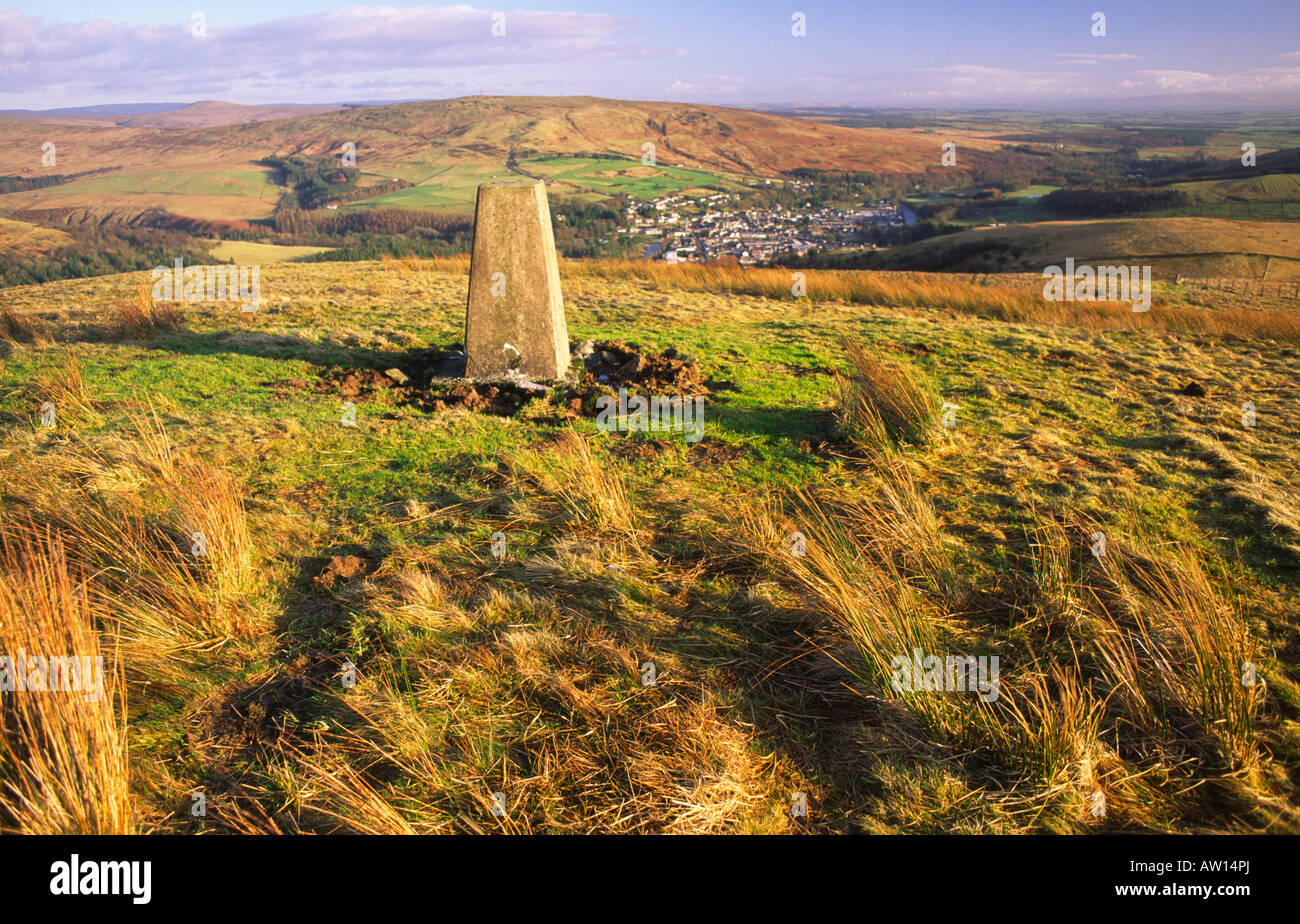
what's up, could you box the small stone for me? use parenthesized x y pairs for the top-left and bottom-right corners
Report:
(574, 339), (595, 358)
(614, 355), (646, 379)
(384, 368), (409, 385)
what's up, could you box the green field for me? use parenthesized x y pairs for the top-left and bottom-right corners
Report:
(339, 155), (740, 214)
(343, 160), (515, 213)
(0, 166), (283, 220)
(1175, 173), (1300, 203)
(1137, 173), (1300, 222)
(904, 185), (1059, 228)
(519, 156), (739, 199)
(1004, 184), (1058, 198)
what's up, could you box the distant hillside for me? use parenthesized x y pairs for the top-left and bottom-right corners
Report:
(0, 100), (344, 128)
(0, 216), (72, 260)
(792, 217), (1300, 280)
(1151, 146), (1300, 184)
(0, 95), (1006, 221)
(1175, 173), (1300, 203)
(216, 95), (993, 175)
(115, 100), (347, 129)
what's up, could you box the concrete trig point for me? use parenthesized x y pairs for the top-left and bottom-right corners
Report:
(464, 180), (570, 380)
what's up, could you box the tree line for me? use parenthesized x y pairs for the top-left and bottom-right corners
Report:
(1041, 185), (1190, 216)
(0, 226), (211, 289)
(261, 155), (360, 210)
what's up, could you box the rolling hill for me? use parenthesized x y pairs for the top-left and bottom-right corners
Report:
(0, 100), (346, 128)
(1176, 173), (1300, 203)
(800, 217), (1300, 279)
(0, 95), (1006, 221)
(0, 216), (72, 260)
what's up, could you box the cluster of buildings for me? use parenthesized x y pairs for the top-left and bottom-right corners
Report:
(617, 193), (906, 264)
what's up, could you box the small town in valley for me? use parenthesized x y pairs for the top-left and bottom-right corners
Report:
(620, 192), (908, 263)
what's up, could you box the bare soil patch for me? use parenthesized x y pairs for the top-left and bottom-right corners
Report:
(308, 341), (727, 420)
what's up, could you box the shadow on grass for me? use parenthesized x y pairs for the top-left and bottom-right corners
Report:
(708, 402), (838, 448)
(145, 327), (439, 372)
(125, 326), (845, 451)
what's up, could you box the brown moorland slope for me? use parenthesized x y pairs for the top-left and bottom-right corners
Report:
(0, 95), (1006, 221)
(0, 100), (345, 129)
(805, 217), (1300, 280)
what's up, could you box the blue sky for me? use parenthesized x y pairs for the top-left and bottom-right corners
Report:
(3, 1), (1298, 109)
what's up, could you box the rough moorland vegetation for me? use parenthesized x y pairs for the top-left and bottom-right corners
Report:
(1, 259), (1297, 833)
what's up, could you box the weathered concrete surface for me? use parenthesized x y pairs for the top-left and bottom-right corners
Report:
(464, 180), (570, 380)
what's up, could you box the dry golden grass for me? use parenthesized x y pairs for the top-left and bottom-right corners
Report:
(0, 306), (53, 346)
(0, 418), (270, 833)
(114, 282), (182, 338)
(510, 429), (640, 540)
(33, 349), (99, 428)
(0, 532), (132, 834)
(730, 463), (1280, 825)
(783, 482), (1100, 786)
(1027, 516), (1275, 821)
(0, 425), (263, 674)
(741, 465), (947, 712)
(250, 660), (770, 834)
(1094, 533), (1264, 773)
(124, 400), (176, 481)
(574, 258), (1054, 317)
(168, 460), (254, 604)
(380, 255), (1300, 341)
(276, 735), (426, 835)
(834, 341), (940, 453)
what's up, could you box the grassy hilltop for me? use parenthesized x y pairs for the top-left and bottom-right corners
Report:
(1, 259), (1298, 833)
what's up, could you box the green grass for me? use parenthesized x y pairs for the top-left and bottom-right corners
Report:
(342, 161), (510, 213)
(1004, 185), (1059, 198)
(341, 156), (741, 213)
(1175, 173), (1300, 203)
(519, 156), (738, 199)
(903, 186), (1059, 228)
(2, 259), (1298, 834)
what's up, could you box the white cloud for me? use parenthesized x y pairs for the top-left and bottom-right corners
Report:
(1135, 67), (1300, 93)
(1054, 53), (1142, 65)
(663, 74), (746, 97)
(0, 6), (675, 105)
(788, 60), (1300, 105)
(1138, 69), (1215, 90)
